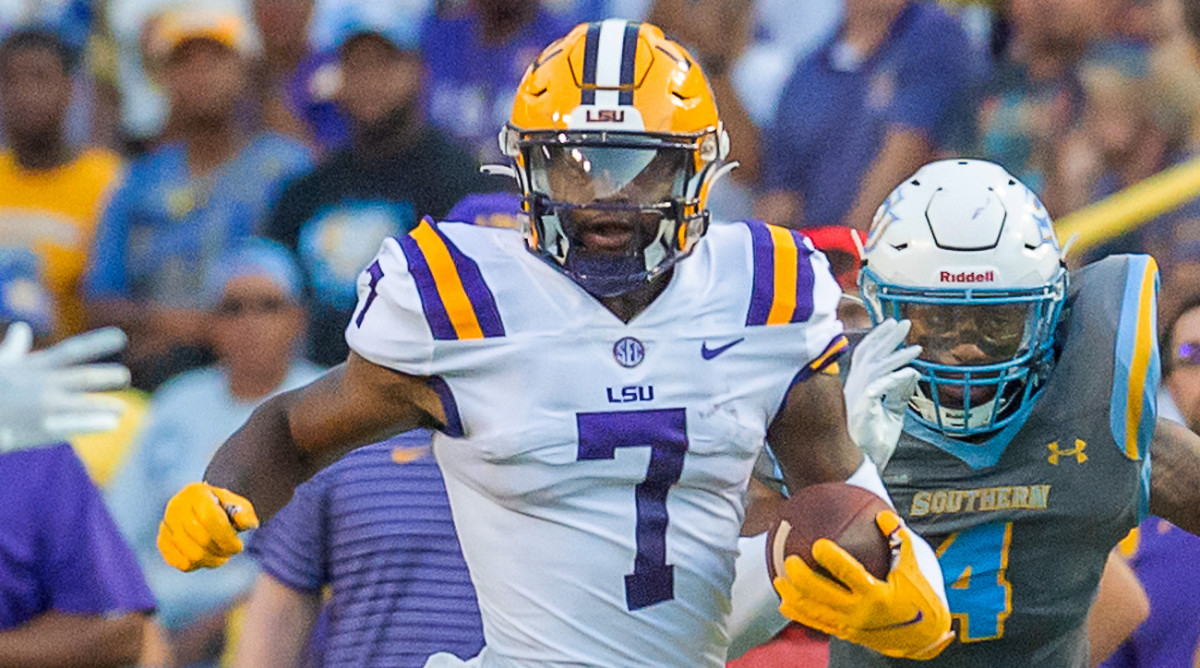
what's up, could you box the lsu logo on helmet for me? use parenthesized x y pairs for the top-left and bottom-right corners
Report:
(498, 20), (733, 297)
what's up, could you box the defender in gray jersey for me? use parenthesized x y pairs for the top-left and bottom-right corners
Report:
(824, 159), (1200, 668)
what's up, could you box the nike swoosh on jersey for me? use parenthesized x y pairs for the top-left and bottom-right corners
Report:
(701, 338), (745, 360)
(862, 609), (924, 631)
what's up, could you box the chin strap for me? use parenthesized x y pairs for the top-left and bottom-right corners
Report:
(706, 160), (739, 192)
(910, 389), (1003, 433)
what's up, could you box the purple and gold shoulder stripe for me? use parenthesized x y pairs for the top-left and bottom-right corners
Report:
(744, 220), (817, 327)
(397, 218), (505, 341)
(790, 334), (850, 386)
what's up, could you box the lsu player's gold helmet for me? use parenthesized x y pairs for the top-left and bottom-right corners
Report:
(500, 20), (730, 297)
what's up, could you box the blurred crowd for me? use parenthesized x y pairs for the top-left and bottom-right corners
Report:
(3, 0), (1200, 666)
(1, 0), (1197, 383)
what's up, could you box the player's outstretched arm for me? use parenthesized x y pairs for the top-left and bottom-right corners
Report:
(767, 373), (953, 660)
(157, 352), (444, 572)
(1149, 417), (1200, 537)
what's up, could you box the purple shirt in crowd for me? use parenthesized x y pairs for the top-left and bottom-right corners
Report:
(248, 432), (483, 667)
(1101, 516), (1200, 668)
(421, 8), (573, 163)
(762, 2), (975, 227)
(0, 443), (155, 629)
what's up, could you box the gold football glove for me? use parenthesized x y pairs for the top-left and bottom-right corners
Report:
(157, 482), (259, 572)
(773, 510), (953, 660)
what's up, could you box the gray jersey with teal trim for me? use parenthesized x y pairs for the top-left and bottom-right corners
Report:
(831, 255), (1158, 668)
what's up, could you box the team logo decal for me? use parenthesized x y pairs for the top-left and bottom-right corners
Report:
(1047, 439), (1087, 465)
(613, 337), (645, 368)
(865, 185), (905, 252)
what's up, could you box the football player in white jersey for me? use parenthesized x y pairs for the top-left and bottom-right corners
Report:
(156, 20), (952, 667)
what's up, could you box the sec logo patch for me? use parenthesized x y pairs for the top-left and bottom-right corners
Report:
(613, 337), (645, 368)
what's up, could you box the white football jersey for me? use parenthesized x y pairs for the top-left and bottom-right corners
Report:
(346, 219), (845, 667)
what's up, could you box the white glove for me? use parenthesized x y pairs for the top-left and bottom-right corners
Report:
(843, 319), (922, 471)
(0, 322), (131, 453)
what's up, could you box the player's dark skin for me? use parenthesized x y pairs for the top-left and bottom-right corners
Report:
(903, 307), (1200, 536)
(1147, 418), (1200, 536)
(203, 190), (864, 520)
(205, 331), (862, 521)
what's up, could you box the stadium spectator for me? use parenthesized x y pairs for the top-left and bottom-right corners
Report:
(756, 0), (977, 230)
(105, 239), (321, 667)
(647, 0), (761, 184)
(249, 0), (319, 145)
(0, 0), (122, 149)
(1163, 294), (1200, 433)
(106, 0), (243, 144)
(0, 442), (155, 667)
(0, 278), (153, 666)
(645, 0), (765, 220)
(730, 0), (845, 129)
(0, 27), (122, 340)
(264, 4), (487, 367)
(235, 433), (484, 668)
(1102, 294), (1200, 667)
(551, 0), (843, 131)
(422, 0), (571, 164)
(249, 0), (353, 154)
(1056, 52), (1200, 275)
(538, 0), (652, 23)
(84, 6), (311, 390)
(976, 0), (1110, 212)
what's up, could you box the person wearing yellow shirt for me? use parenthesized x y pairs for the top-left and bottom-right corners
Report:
(0, 28), (122, 339)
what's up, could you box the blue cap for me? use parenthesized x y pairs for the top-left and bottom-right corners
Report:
(0, 250), (53, 335)
(313, 0), (427, 53)
(203, 239), (305, 309)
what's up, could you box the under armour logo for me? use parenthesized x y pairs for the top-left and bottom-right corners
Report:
(1047, 439), (1087, 465)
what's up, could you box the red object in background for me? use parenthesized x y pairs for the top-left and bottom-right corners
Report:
(804, 226), (867, 292)
(727, 623), (830, 668)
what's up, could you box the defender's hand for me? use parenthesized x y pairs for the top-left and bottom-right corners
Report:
(844, 319), (921, 470)
(157, 483), (259, 572)
(774, 511), (953, 660)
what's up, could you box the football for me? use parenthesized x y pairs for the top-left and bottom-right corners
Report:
(765, 482), (893, 586)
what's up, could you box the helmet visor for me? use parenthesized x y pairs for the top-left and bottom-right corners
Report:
(527, 144), (690, 206)
(900, 301), (1039, 366)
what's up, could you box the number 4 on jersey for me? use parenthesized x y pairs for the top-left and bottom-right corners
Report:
(936, 522), (1014, 642)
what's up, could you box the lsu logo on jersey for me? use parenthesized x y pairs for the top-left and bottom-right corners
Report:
(607, 385), (655, 403)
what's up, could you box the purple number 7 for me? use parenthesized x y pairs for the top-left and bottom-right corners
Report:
(577, 408), (689, 610)
(354, 260), (384, 327)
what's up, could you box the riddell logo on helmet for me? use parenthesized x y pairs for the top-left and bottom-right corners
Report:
(940, 270), (995, 283)
(586, 109), (626, 123)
